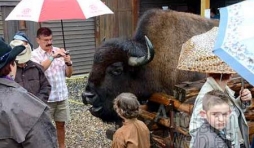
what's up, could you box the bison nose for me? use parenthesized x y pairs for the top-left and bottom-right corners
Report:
(82, 92), (89, 105)
(82, 91), (97, 105)
(82, 82), (98, 105)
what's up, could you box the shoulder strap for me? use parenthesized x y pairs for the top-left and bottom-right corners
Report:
(214, 129), (232, 148)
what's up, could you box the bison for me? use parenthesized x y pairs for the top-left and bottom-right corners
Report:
(82, 9), (218, 122)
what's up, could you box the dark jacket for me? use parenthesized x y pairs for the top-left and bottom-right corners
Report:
(193, 121), (231, 148)
(0, 78), (57, 148)
(15, 60), (51, 103)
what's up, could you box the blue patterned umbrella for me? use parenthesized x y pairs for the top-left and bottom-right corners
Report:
(213, 0), (254, 86)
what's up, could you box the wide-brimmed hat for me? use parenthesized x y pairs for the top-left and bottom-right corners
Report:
(0, 38), (25, 69)
(10, 40), (32, 64)
(177, 27), (235, 74)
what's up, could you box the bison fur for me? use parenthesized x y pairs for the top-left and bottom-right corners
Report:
(82, 9), (218, 122)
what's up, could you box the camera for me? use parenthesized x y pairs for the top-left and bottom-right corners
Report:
(65, 50), (70, 55)
(53, 50), (70, 58)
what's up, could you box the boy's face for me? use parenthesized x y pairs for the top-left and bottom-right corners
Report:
(201, 103), (231, 130)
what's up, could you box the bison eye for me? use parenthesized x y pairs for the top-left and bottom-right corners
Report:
(108, 62), (124, 76)
(111, 67), (123, 76)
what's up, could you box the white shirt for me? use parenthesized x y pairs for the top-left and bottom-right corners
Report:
(31, 46), (68, 102)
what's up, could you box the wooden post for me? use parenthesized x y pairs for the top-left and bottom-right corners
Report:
(19, 21), (26, 31)
(200, 0), (210, 17)
(132, 0), (139, 33)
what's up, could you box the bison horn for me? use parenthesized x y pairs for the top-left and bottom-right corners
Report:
(128, 35), (155, 66)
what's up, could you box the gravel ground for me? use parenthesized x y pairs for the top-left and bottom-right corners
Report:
(64, 76), (254, 148)
(65, 76), (115, 148)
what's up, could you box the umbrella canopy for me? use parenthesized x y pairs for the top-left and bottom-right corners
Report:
(5, 0), (114, 49)
(213, 0), (254, 86)
(177, 27), (235, 74)
(5, 0), (113, 22)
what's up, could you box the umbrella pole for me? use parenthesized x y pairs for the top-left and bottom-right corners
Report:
(61, 20), (66, 50)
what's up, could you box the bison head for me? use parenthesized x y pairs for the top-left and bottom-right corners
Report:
(82, 9), (217, 122)
(82, 36), (154, 122)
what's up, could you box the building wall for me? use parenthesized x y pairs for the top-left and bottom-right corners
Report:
(0, 1), (96, 75)
(0, 1), (19, 5)
(225, 0), (242, 5)
(139, 0), (190, 16)
(210, 0), (242, 8)
(98, 0), (136, 44)
(41, 20), (96, 74)
(0, 8), (4, 38)
(139, 0), (243, 16)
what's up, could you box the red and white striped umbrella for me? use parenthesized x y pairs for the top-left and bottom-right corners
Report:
(5, 0), (113, 22)
(5, 0), (113, 49)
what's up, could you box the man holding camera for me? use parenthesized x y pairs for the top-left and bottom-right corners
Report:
(31, 27), (73, 148)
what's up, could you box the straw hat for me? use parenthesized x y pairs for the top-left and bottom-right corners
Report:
(177, 27), (235, 74)
(0, 38), (25, 69)
(10, 40), (32, 64)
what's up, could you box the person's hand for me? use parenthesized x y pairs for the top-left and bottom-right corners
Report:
(52, 48), (66, 58)
(240, 88), (252, 102)
(63, 54), (72, 64)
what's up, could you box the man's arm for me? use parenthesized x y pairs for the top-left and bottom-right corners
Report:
(40, 57), (53, 70)
(65, 65), (73, 78)
(64, 54), (73, 78)
(31, 51), (54, 70)
(31, 48), (66, 70)
(42, 49), (67, 70)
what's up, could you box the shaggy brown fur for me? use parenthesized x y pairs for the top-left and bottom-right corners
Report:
(82, 9), (218, 122)
(134, 9), (218, 94)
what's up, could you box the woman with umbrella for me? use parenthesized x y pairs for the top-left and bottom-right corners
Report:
(177, 27), (252, 148)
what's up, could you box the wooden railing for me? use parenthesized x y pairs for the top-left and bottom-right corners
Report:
(139, 76), (254, 148)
